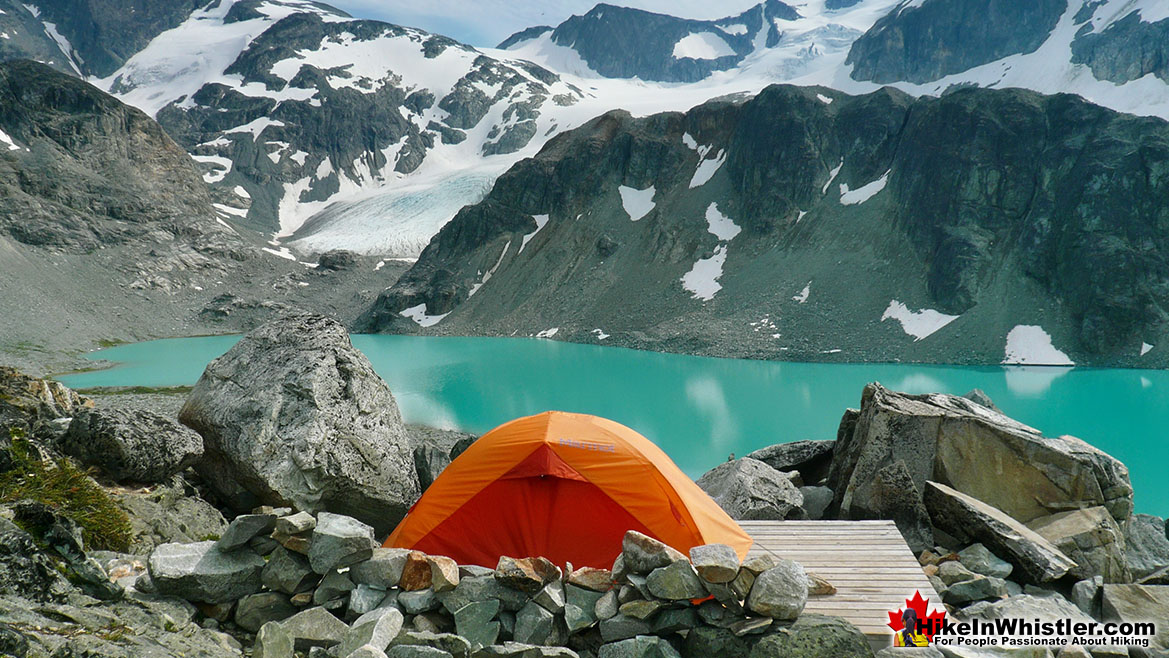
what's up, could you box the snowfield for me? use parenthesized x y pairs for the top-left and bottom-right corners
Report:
(1002, 325), (1075, 366)
(881, 300), (958, 341)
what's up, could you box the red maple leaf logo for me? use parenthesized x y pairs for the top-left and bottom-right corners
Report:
(887, 590), (947, 641)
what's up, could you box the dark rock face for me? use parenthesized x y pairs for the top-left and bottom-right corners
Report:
(179, 314), (420, 533)
(532, 2), (798, 83)
(362, 84), (1169, 367)
(1071, 12), (1169, 84)
(0, 1), (78, 75)
(846, 0), (1065, 84)
(61, 408), (204, 484)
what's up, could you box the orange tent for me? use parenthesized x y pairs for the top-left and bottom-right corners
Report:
(385, 411), (752, 568)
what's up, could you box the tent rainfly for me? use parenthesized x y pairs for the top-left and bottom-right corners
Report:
(385, 411), (752, 568)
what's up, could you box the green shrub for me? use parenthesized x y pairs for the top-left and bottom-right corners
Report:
(0, 433), (131, 551)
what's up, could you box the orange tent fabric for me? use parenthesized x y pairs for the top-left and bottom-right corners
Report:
(385, 411), (753, 568)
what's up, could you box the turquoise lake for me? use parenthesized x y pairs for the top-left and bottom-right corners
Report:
(59, 335), (1168, 517)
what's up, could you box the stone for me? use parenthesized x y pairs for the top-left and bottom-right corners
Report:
(255, 620), (294, 658)
(400, 588), (441, 614)
(612, 554), (629, 582)
(62, 407), (203, 484)
(968, 593), (1091, 625)
(798, 487), (834, 520)
(515, 601), (555, 645)
(401, 551), (434, 591)
(956, 543), (1013, 579)
(706, 581), (745, 612)
(429, 555), (460, 593)
(621, 531), (687, 575)
(277, 511), (317, 536)
(217, 513), (277, 552)
(696, 458), (805, 520)
(651, 607), (698, 634)
(263, 546), (319, 595)
(112, 479), (229, 553)
(745, 559), (807, 620)
(923, 481), (1076, 584)
(148, 541), (265, 603)
(689, 544), (740, 584)
(250, 535), (281, 556)
(496, 556), (560, 593)
(565, 584), (604, 633)
(937, 560), (978, 587)
(1100, 585), (1169, 653)
(595, 590), (619, 620)
(828, 384), (1133, 527)
(309, 513), (376, 574)
(349, 646), (390, 658)
(454, 599), (500, 650)
(619, 600), (664, 621)
(741, 554), (782, 575)
(856, 459), (934, 553)
(338, 607), (405, 658)
(745, 440), (835, 485)
(1071, 576), (1103, 618)
(806, 573), (835, 596)
(278, 533), (312, 554)
(941, 575), (1008, 606)
(281, 606), (350, 651)
(314, 569), (356, 606)
(730, 568), (755, 599)
(460, 565), (494, 578)
(568, 567), (614, 592)
(534, 580), (566, 613)
(387, 646), (452, 658)
(352, 548), (412, 588)
(729, 617), (772, 636)
(178, 315), (420, 532)
(748, 614), (873, 658)
(440, 574), (528, 615)
(597, 635), (682, 658)
(646, 560), (708, 600)
(684, 626), (753, 658)
(1139, 565), (1169, 585)
(393, 631), (470, 657)
(350, 584), (390, 617)
(1027, 507), (1130, 582)
(1123, 514), (1169, 581)
(598, 614), (650, 643)
(236, 592), (296, 632)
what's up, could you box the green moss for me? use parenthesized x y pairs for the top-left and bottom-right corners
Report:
(0, 432), (131, 552)
(95, 339), (125, 348)
(198, 533), (220, 542)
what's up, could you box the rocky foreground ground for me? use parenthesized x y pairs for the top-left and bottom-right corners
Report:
(0, 313), (1167, 658)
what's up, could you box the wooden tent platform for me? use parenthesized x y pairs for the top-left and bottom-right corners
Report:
(740, 519), (940, 652)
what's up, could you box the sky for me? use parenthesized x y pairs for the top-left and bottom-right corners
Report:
(326, 0), (766, 47)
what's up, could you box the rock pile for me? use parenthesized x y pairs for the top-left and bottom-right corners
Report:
(145, 511), (871, 658)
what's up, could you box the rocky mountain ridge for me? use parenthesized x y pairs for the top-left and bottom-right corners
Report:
(361, 83), (1169, 368)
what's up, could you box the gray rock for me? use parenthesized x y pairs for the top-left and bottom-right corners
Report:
(923, 481), (1076, 584)
(684, 626), (753, 658)
(391, 631), (470, 657)
(277, 511), (317, 536)
(829, 384), (1133, 527)
(496, 556), (560, 593)
(349, 645), (391, 658)
(281, 605), (350, 651)
(429, 555), (460, 593)
(179, 314), (421, 532)
(1123, 514), (1169, 581)
(565, 584), (604, 633)
(597, 635), (682, 658)
(956, 544), (1013, 579)
(941, 575), (1007, 606)
(387, 645), (452, 658)
(148, 540), (265, 603)
(62, 407), (203, 483)
(217, 513), (277, 552)
(263, 546), (319, 595)
(112, 478), (229, 553)
(338, 607), (404, 657)
(309, 512), (376, 574)
(937, 560), (978, 587)
(400, 588), (440, 614)
(514, 601), (555, 645)
(236, 592), (296, 632)
(440, 574), (528, 615)
(595, 589), (619, 621)
(745, 440), (835, 485)
(728, 617), (772, 636)
(453, 599), (500, 650)
(349, 584), (390, 617)
(472, 643), (578, 658)
(567, 567), (614, 592)
(1027, 506), (1130, 582)
(745, 559), (807, 620)
(646, 560), (708, 600)
(314, 569), (356, 606)
(621, 531), (686, 575)
(651, 607), (698, 633)
(598, 614), (651, 643)
(961, 389), (1001, 412)
(967, 593), (1090, 624)
(255, 620), (294, 658)
(855, 459), (934, 553)
(1100, 585), (1169, 653)
(696, 458), (804, 520)
(689, 544), (740, 584)
(618, 600), (663, 620)
(533, 580), (566, 613)
(798, 486), (834, 520)
(748, 614), (873, 658)
(1071, 576), (1103, 618)
(352, 548), (411, 588)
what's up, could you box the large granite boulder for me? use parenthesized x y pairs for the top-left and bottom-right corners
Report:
(924, 481), (1075, 584)
(61, 407), (203, 483)
(1026, 507), (1129, 582)
(852, 459), (933, 554)
(147, 540), (265, 603)
(0, 366), (92, 434)
(112, 477), (228, 553)
(1123, 514), (1169, 581)
(744, 440), (835, 486)
(745, 560), (807, 620)
(1100, 585), (1169, 654)
(828, 384), (1133, 526)
(696, 458), (805, 521)
(179, 314), (420, 533)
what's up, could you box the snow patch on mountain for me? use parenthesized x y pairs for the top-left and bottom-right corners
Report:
(690, 150), (726, 188)
(1002, 325), (1075, 366)
(673, 32), (735, 60)
(519, 214), (549, 253)
(681, 244), (727, 301)
(619, 185), (656, 221)
(839, 170), (889, 205)
(881, 300), (958, 341)
(401, 303), (449, 327)
(704, 203), (740, 241)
